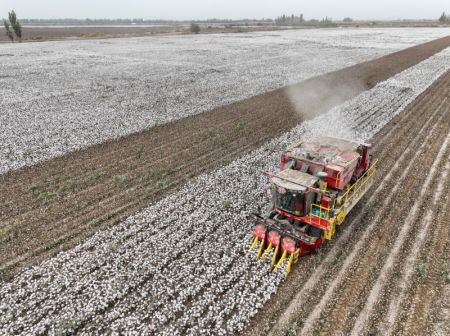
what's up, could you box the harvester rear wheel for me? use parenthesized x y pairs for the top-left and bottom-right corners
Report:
(336, 211), (346, 225)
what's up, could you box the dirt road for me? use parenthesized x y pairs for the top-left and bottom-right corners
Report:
(244, 69), (450, 336)
(1, 35), (449, 280)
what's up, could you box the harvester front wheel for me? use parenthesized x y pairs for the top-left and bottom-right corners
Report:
(308, 226), (322, 238)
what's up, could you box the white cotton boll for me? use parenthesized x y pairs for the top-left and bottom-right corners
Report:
(1, 36), (450, 336)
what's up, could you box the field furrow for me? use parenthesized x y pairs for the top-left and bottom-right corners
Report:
(248, 66), (450, 336)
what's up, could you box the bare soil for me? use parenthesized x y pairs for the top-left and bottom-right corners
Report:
(1, 35), (449, 281)
(243, 69), (450, 336)
(0, 25), (281, 43)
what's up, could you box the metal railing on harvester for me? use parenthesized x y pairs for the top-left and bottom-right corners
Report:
(309, 159), (378, 239)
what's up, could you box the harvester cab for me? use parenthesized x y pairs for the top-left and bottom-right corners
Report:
(249, 136), (377, 277)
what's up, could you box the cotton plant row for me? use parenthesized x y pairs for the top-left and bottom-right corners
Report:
(1, 47), (448, 335)
(2, 28), (450, 174)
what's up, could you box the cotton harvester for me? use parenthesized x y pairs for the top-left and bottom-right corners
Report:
(249, 136), (377, 277)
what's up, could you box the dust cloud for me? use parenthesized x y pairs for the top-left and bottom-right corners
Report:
(284, 72), (368, 120)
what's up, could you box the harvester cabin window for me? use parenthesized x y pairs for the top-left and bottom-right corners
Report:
(273, 187), (304, 216)
(300, 162), (309, 173)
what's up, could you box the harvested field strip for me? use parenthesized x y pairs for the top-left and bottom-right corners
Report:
(376, 147), (450, 335)
(251, 65), (449, 334)
(394, 161), (450, 335)
(350, 130), (450, 336)
(255, 69), (450, 334)
(296, 105), (445, 334)
(312, 92), (450, 336)
(426, 212), (450, 336)
(2, 36), (450, 279)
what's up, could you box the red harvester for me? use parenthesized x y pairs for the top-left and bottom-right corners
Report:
(249, 136), (377, 277)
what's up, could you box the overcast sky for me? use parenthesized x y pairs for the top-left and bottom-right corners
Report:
(1, 0), (448, 20)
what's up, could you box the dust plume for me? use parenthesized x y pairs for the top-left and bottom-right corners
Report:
(284, 71), (369, 120)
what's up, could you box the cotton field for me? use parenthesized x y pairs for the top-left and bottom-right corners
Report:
(1, 38), (449, 335)
(1, 28), (450, 174)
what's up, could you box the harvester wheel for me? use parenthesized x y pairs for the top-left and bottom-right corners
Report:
(336, 211), (346, 225)
(308, 226), (322, 238)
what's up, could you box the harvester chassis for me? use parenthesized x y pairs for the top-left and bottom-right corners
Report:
(249, 212), (319, 246)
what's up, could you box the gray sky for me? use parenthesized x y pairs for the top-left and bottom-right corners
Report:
(1, 0), (448, 20)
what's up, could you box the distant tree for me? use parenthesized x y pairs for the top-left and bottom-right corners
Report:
(3, 19), (13, 41)
(10, 13), (22, 41)
(4, 10), (22, 42)
(190, 23), (200, 34)
(439, 11), (449, 23)
(343, 17), (353, 22)
(14, 21), (22, 41)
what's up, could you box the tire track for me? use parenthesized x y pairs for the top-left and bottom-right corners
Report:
(263, 70), (450, 336)
(253, 80), (444, 335)
(350, 128), (450, 336)
(398, 164), (450, 334)
(297, 100), (449, 336)
(426, 219), (450, 336)
(378, 152), (450, 335)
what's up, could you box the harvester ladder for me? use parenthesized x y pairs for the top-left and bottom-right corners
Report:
(309, 160), (377, 239)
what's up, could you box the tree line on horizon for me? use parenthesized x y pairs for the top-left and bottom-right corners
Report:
(5, 17), (274, 26)
(2, 9), (449, 42)
(275, 12), (450, 26)
(275, 13), (337, 27)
